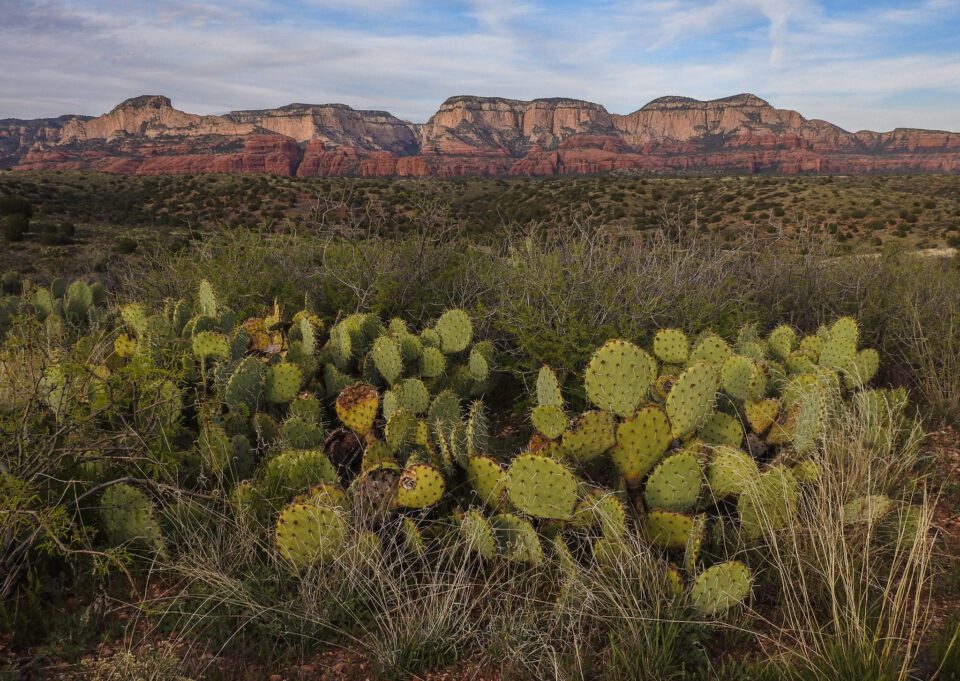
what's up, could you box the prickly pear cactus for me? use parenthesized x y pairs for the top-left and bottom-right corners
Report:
(584, 339), (656, 417)
(265, 362), (303, 404)
(335, 383), (379, 435)
(610, 405), (672, 487)
(644, 509), (695, 550)
(666, 362), (719, 439)
(275, 502), (348, 568)
(689, 561), (752, 616)
(396, 463), (446, 509)
(644, 451), (702, 513)
(505, 454), (578, 520)
(372, 335), (403, 385)
(466, 455), (507, 508)
(562, 410), (617, 461)
(461, 509), (496, 559)
(688, 332), (733, 367)
(531, 405), (567, 440)
(192, 331), (230, 362)
(653, 328), (689, 365)
(490, 513), (543, 565)
(435, 309), (473, 354)
(536, 365), (564, 408)
(737, 465), (799, 540)
(99, 483), (164, 552)
(707, 446), (759, 500)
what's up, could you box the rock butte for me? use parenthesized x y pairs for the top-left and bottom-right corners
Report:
(3, 93), (960, 176)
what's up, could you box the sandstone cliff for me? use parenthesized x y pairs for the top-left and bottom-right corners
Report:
(8, 93), (960, 176)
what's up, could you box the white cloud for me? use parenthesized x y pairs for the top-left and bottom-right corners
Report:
(0, 0), (957, 132)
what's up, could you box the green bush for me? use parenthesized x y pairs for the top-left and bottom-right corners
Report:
(2, 213), (28, 242)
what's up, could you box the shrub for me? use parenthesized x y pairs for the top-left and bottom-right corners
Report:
(2, 213), (28, 242)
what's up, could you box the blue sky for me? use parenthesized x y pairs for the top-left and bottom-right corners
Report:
(2, 0), (959, 132)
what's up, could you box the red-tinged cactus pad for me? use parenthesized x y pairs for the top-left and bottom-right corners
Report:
(562, 410), (617, 461)
(275, 502), (347, 568)
(460, 509), (496, 559)
(584, 339), (656, 417)
(653, 328), (690, 365)
(744, 398), (780, 435)
(698, 411), (744, 447)
(644, 510), (695, 550)
(667, 362), (719, 439)
(644, 451), (702, 513)
(738, 465), (799, 541)
(707, 446), (759, 500)
(690, 561), (752, 616)
(336, 383), (379, 435)
(265, 362), (303, 404)
(505, 454), (578, 520)
(490, 513), (543, 565)
(611, 405), (672, 487)
(531, 404), (568, 440)
(396, 463), (446, 509)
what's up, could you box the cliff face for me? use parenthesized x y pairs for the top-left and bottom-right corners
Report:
(8, 93), (960, 176)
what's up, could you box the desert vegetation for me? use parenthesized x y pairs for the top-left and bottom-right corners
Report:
(0, 178), (959, 680)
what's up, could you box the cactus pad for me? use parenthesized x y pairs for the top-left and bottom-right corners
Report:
(264, 449), (338, 503)
(690, 561), (752, 616)
(335, 383), (379, 435)
(419, 346), (446, 378)
(99, 483), (164, 551)
(698, 411), (744, 447)
(401, 517), (426, 556)
(192, 331), (230, 362)
(842, 494), (894, 525)
(720, 355), (767, 402)
(666, 362), (719, 439)
(461, 509), (496, 559)
(644, 510), (695, 550)
(767, 325), (798, 361)
(653, 328), (689, 365)
(843, 348), (879, 389)
(435, 309), (473, 353)
(531, 405), (568, 440)
(372, 335), (403, 385)
(398, 378), (430, 414)
(738, 465), (799, 540)
(562, 410), (617, 461)
(466, 455), (506, 508)
(490, 513), (543, 565)
(683, 513), (707, 574)
(689, 333), (733, 367)
(611, 405), (672, 487)
(265, 362), (303, 404)
(536, 365), (564, 407)
(225, 357), (265, 411)
(396, 463), (446, 509)
(505, 454), (578, 520)
(644, 451), (702, 512)
(282, 416), (325, 449)
(275, 502), (347, 567)
(707, 446), (759, 499)
(584, 339), (656, 417)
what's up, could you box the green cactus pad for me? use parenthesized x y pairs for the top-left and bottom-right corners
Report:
(197, 279), (218, 318)
(265, 362), (303, 404)
(335, 383), (379, 435)
(819, 317), (860, 371)
(362, 438), (397, 471)
(531, 405), (568, 440)
(644, 510), (695, 550)
(427, 389), (461, 428)
(372, 335), (404, 385)
(707, 446), (759, 500)
(490, 513), (543, 565)
(791, 459), (820, 484)
(666, 362), (719, 439)
(799, 334), (824, 360)
(199, 424), (232, 475)
(690, 561), (752, 616)
(720, 355), (767, 402)
(572, 491), (628, 538)
(843, 348), (880, 389)
(785, 351), (817, 375)
(401, 517), (426, 557)
(419, 346), (446, 378)
(766, 406), (798, 446)
(396, 463), (446, 509)
(294, 482), (350, 512)
(683, 513), (707, 574)
(224, 357), (265, 411)
(653, 328), (690, 365)
(264, 449), (338, 502)
(738, 465), (799, 540)
(398, 378), (430, 415)
(466, 455), (507, 508)
(536, 365), (564, 408)
(562, 410), (617, 461)
(420, 327), (441, 348)
(584, 339), (656, 417)
(328, 323), (353, 371)
(282, 416), (325, 449)
(767, 325), (798, 361)
(435, 308), (473, 354)
(384, 408), (415, 451)
(461, 509), (496, 559)
(99, 483), (164, 551)
(505, 454), (578, 520)
(842, 494), (894, 525)
(644, 451), (702, 512)
(611, 405), (672, 487)
(698, 411), (744, 447)
(275, 502), (347, 568)
(689, 333), (733, 368)
(468, 345), (491, 381)
(192, 331), (230, 362)
(253, 412), (280, 445)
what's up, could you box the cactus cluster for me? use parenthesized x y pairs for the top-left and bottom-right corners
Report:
(15, 273), (910, 621)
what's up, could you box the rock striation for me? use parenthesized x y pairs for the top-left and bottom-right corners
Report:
(8, 93), (960, 176)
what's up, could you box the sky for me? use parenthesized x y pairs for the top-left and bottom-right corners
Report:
(1, 0), (959, 132)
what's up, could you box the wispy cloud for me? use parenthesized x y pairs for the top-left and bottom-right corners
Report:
(1, 0), (958, 132)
